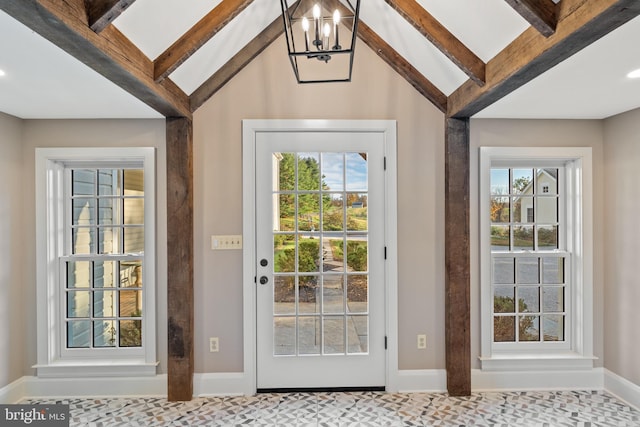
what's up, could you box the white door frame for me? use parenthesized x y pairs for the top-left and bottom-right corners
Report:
(242, 119), (399, 394)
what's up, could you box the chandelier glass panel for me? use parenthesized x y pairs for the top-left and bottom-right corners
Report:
(280, 0), (361, 83)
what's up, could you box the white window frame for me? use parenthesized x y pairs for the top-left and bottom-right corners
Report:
(35, 148), (158, 377)
(479, 147), (595, 371)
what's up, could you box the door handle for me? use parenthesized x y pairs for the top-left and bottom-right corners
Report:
(259, 276), (269, 285)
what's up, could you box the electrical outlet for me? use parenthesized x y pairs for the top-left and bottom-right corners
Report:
(211, 235), (243, 250)
(417, 334), (427, 349)
(209, 337), (219, 352)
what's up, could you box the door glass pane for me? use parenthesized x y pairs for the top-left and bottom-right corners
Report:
(297, 153), (321, 191)
(298, 237), (320, 272)
(277, 153), (295, 191)
(274, 317), (295, 355)
(324, 237), (344, 272)
(323, 194), (343, 231)
(345, 237), (367, 272)
(345, 153), (367, 191)
(298, 194), (320, 231)
(324, 316), (345, 354)
(347, 315), (368, 354)
(298, 316), (321, 355)
(298, 276), (319, 314)
(321, 152), (344, 191)
(347, 194), (367, 231)
(347, 275), (368, 313)
(274, 234), (295, 273)
(323, 275), (344, 314)
(278, 194), (295, 231)
(274, 276), (295, 315)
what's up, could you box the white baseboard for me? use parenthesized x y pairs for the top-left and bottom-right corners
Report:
(604, 369), (640, 411)
(0, 377), (27, 404)
(472, 367), (604, 392)
(193, 372), (247, 397)
(20, 374), (167, 399)
(395, 370), (447, 393)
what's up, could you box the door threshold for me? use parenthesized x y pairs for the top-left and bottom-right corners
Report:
(257, 386), (385, 394)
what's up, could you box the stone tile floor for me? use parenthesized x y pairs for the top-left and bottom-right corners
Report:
(23, 390), (640, 426)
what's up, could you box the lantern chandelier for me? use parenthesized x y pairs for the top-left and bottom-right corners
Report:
(280, 0), (361, 83)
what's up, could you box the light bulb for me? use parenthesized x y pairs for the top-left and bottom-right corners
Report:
(333, 10), (340, 24)
(323, 22), (331, 37)
(313, 4), (321, 19)
(302, 17), (309, 32)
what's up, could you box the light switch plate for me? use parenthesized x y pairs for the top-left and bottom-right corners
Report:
(211, 235), (243, 250)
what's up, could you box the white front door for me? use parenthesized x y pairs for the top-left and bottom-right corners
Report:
(254, 128), (387, 390)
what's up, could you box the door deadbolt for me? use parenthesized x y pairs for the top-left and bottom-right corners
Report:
(260, 259), (268, 267)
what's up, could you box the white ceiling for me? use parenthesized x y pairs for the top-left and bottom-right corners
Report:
(1, 1), (640, 120)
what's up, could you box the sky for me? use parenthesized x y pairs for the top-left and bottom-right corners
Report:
(298, 152), (368, 192)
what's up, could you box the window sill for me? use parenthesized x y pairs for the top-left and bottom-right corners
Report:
(34, 360), (159, 378)
(479, 353), (597, 371)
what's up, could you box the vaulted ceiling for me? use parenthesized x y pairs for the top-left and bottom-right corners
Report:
(1, 0), (640, 120)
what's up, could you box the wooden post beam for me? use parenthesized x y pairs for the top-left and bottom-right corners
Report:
(166, 117), (194, 401)
(447, 0), (640, 118)
(444, 117), (471, 396)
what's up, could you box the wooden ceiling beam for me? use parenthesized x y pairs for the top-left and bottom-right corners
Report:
(383, 0), (485, 87)
(190, 12), (284, 111)
(357, 22), (447, 113)
(154, 0), (255, 83)
(0, 0), (191, 118)
(447, 0), (640, 118)
(505, 0), (558, 37)
(85, 0), (135, 33)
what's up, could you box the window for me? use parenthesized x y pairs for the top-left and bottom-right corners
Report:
(479, 147), (594, 370)
(36, 148), (157, 377)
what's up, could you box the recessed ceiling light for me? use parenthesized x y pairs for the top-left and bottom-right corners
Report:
(627, 68), (640, 79)
(0, 69), (5, 77)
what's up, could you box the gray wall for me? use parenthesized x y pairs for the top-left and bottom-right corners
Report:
(0, 112), (25, 389)
(469, 118), (605, 369)
(193, 35), (446, 372)
(603, 108), (640, 386)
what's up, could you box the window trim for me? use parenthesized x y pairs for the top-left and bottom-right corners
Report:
(35, 148), (158, 377)
(479, 147), (595, 371)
